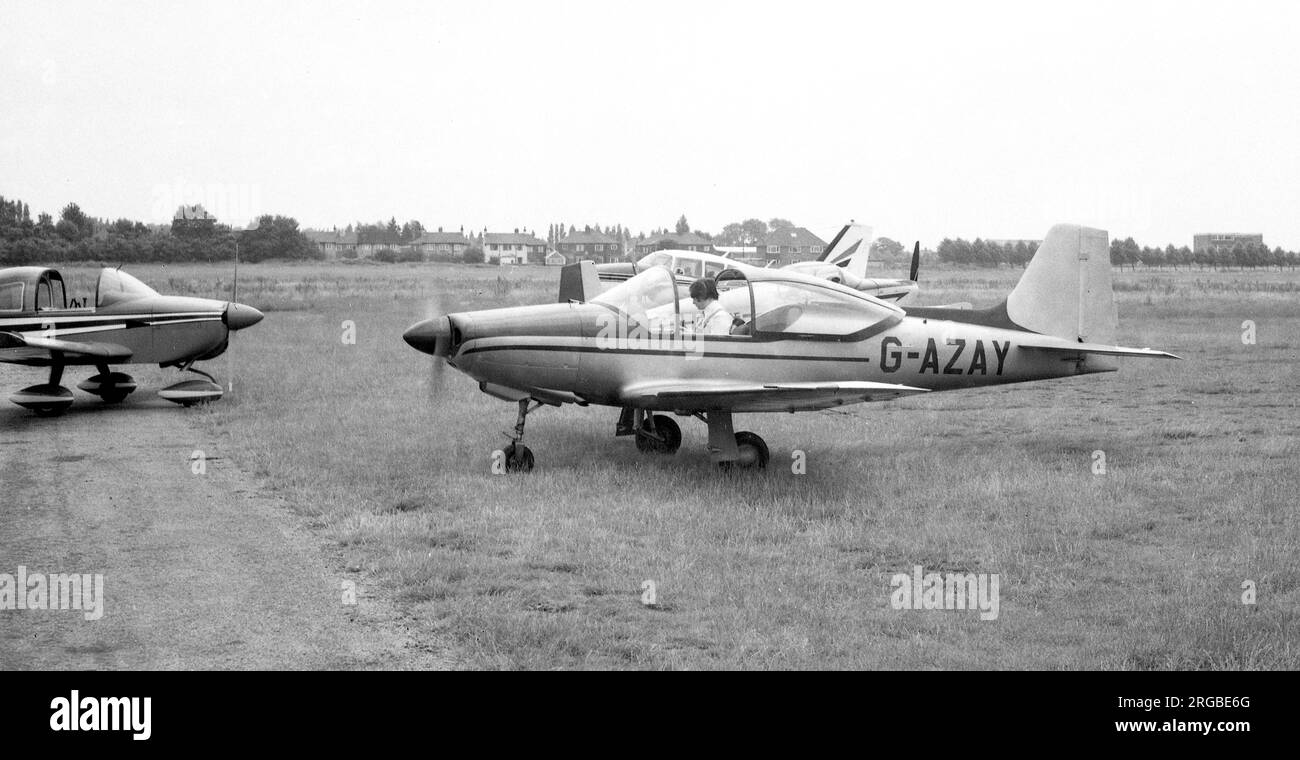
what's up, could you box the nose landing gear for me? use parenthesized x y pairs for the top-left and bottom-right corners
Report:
(501, 398), (543, 473)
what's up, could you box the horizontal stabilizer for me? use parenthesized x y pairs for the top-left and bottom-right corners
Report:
(1018, 334), (1181, 360)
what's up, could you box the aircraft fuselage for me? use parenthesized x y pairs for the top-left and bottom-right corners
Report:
(440, 302), (1104, 413)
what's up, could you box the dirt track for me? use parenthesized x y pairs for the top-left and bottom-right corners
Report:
(0, 381), (452, 670)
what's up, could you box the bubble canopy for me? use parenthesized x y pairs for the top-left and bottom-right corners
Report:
(96, 268), (160, 308)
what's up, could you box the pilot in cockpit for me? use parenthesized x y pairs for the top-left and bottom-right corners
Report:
(689, 278), (733, 335)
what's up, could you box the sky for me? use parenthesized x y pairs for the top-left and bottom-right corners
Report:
(2, 0), (1298, 247)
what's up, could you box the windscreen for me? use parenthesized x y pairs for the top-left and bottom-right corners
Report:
(591, 266), (679, 335)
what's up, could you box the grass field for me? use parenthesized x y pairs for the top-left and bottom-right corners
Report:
(43, 259), (1299, 669)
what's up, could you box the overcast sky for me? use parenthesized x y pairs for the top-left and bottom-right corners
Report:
(2, 0), (1298, 247)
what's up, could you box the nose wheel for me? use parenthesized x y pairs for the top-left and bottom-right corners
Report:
(500, 398), (543, 473)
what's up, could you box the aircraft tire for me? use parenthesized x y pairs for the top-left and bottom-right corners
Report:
(635, 415), (682, 454)
(504, 442), (535, 473)
(720, 432), (769, 470)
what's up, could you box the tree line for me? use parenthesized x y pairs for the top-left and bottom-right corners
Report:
(6, 194), (1299, 271)
(937, 236), (1299, 270)
(0, 194), (320, 266)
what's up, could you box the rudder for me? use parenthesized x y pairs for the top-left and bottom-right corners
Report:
(1005, 224), (1116, 345)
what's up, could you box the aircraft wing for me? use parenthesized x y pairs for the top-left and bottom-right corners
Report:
(0, 332), (134, 364)
(621, 379), (928, 413)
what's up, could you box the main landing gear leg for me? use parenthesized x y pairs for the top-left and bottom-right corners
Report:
(502, 398), (542, 473)
(634, 410), (682, 455)
(77, 363), (137, 404)
(701, 411), (769, 470)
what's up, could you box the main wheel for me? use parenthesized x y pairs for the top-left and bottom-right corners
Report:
(719, 431), (769, 470)
(635, 415), (682, 454)
(99, 389), (131, 404)
(503, 442), (535, 473)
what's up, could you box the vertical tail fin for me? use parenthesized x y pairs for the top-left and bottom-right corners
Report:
(1006, 224), (1116, 345)
(558, 260), (600, 303)
(819, 222), (874, 278)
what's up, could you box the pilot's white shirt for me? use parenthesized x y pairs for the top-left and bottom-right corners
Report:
(694, 300), (733, 335)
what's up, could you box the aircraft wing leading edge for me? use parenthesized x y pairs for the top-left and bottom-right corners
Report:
(0, 332), (134, 363)
(621, 379), (928, 413)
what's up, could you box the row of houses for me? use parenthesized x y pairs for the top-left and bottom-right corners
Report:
(303, 225), (831, 266)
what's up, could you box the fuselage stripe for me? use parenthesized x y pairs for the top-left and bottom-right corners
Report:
(460, 342), (872, 363)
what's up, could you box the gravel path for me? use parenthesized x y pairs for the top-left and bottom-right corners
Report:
(0, 384), (452, 670)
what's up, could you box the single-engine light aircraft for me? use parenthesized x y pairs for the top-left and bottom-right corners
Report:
(596, 223), (921, 303)
(0, 266), (263, 415)
(404, 224), (1178, 471)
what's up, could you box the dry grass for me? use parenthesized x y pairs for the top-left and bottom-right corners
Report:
(48, 260), (1297, 669)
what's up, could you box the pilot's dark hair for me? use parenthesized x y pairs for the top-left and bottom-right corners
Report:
(689, 278), (719, 301)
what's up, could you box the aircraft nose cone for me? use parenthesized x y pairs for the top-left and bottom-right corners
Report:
(224, 302), (264, 331)
(403, 317), (450, 355)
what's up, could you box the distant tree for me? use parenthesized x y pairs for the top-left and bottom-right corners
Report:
(55, 219), (80, 242)
(740, 218), (767, 244)
(869, 237), (904, 260)
(768, 217), (794, 230)
(236, 214), (320, 262)
(1139, 246), (1164, 269)
(463, 245), (484, 264)
(715, 222), (742, 245)
(1121, 237), (1140, 271)
(109, 218), (148, 238)
(675, 215), (690, 234)
(1013, 241), (1030, 267)
(1230, 243), (1246, 270)
(60, 203), (94, 241)
(400, 220), (425, 243)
